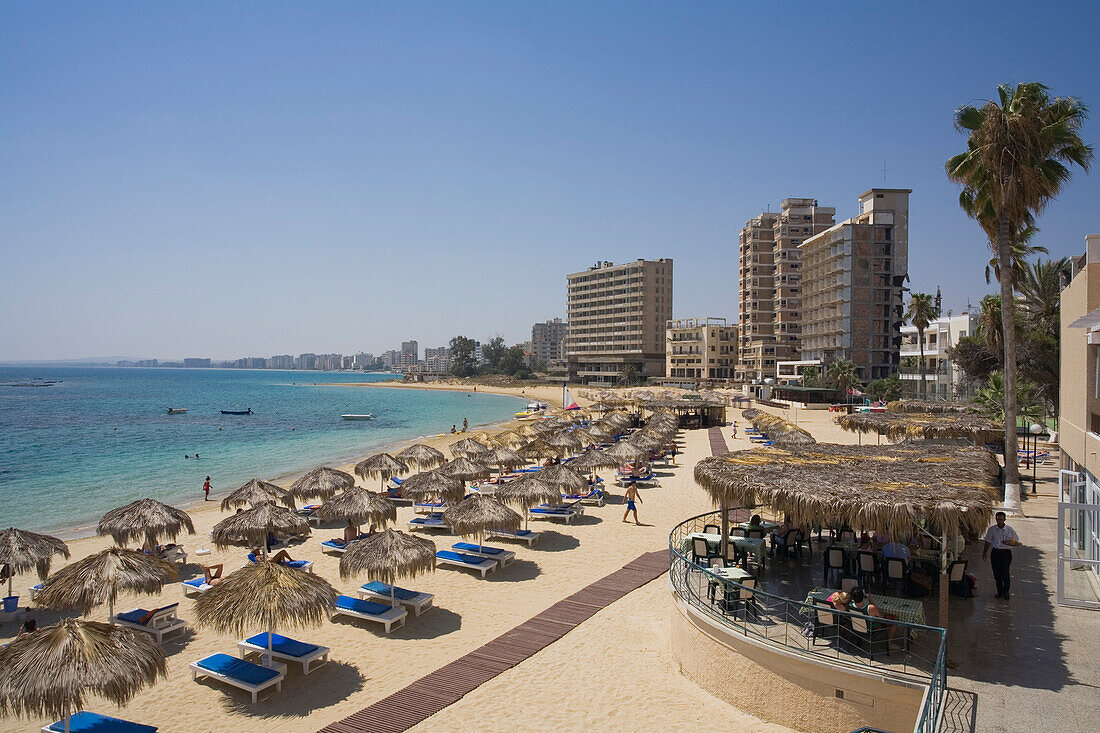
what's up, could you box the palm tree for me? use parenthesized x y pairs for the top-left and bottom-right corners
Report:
(826, 359), (860, 402)
(1018, 257), (1072, 335)
(984, 226), (1047, 284)
(974, 371), (1044, 425)
(905, 292), (941, 398)
(946, 82), (1093, 511)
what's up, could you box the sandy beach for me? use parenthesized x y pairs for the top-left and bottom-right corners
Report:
(2, 393), (826, 733)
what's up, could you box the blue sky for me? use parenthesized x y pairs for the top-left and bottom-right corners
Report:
(3, 1), (1098, 360)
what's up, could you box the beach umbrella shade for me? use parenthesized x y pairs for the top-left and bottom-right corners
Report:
(517, 439), (563, 461)
(535, 464), (588, 495)
(395, 444), (446, 471)
(469, 431), (500, 445)
(211, 501), (309, 552)
(546, 431), (583, 453)
(34, 548), (178, 620)
(492, 430), (526, 449)
(442, 494), (521, 552)
(0, 527), (70, 600)
(449, 438), (490, 459)
(288, 467), (355, 500)
(486, 447), (526, 476)
(316, 488), (397, 529)
(194, 561), (336, 667)
(96, 499), (195, 549)
(339, 529), (437, 607)
(355, 453), (408, 489)
(514, 423), (544, 439)
(567, 448), (620, 473)
(0, 618), (166, 733)
(437, 457), (491, 483)
(742, 408), (762, 420)
(221, 479), (296, 512)
(399, 470), (466, 504)
(771, 431), (819, 449)
(628, 431), (668, 451)
(495, 474), (561, 526)
(604, 441), (651, 464)
(584, 423), (617, 442)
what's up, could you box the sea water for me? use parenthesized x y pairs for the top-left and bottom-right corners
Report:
(0, 367), (524, 535)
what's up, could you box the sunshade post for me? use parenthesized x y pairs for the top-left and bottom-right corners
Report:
(266, 628), (274, 666)
(62, 701), (70, 733)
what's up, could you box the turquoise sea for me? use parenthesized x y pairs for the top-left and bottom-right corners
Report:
(0, 367), (524, 535)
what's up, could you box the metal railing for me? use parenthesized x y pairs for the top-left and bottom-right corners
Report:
(670, 510), (947, 733)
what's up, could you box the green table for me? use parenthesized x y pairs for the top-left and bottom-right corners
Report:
(802, 586), (926, 625)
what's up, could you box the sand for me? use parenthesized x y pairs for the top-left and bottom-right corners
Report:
(2, 395), (837, 733)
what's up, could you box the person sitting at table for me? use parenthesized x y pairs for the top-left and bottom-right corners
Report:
(770, 515), (794, 552)
(849, 587), (899, 643)
(749, 514), (763, 527)
(858, 531), (873, 550)
(826, 590), (851, 611)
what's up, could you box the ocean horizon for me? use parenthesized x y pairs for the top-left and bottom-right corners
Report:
(0, 366), (525, 536)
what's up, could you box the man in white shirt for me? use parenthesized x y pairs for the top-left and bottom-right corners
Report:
(982, 511), (1021, 600)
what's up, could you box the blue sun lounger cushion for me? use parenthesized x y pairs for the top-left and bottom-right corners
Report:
(453, 542), (506, 556)
(243, 633), (320, 659)
(335, 595), (391, 615)
(247, 553), (311, 569)
(45, 710), (158, 733)
(195, 653), (280, 686)
(361, 581), (418, 601)
(436, 550), (488, 565)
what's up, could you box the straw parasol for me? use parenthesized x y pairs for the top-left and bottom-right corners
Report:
(449, 438), (490, 459)
(535, 464), (588, 495)
(437, 457), (491, 483)
(741, 408), (761, 420)
(771, 431), (819, 449)
(0, 527), (69, 600)
(211, 501), (309, 551)
(604, 441), (650, 464)
(288, 467), (355, 500)
(395, 444), (446, 471)
(316, 488), (397, 529)
(194, 562), (336, 667)
(495, 474), (561, 529)
(546, 431), (583, 453)
(354, 453), (408, 490)
(469, 430), (501, 445)
(486, 447), (526, 477)
(492, 430), (527, 449)
(339, 529), (437, 607)
(221, 479), (296, 512)
(567, 448), (620, 473)
(398, 470), (466, 504)
(442, 494), (521, 552)
(0, 618), (166, 732)
(96, 499), (195, 549)
(34, 548), (178, 619)
(837, 412), (1001, 445)
(517, 438), (563, 461)
(887, 400), (978, 415)
(515, 422), (546, 438)
(584, 423), (617, 442)
(627, 431), (668, 451)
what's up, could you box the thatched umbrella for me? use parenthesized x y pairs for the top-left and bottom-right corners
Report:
(518, 438), (563, 461)
(0, 527), (69, 600)
(194, 562), (336, 667)
(437, 457), (491, 483)
(495, 474), (561, 529)
(34, 548), (178, 620)
(442, 494), (521, 552)
(354, 453), (409, 490)
(96, 499), (195, 549)
(395, 444), (446, 471)
(628, 431), (668, 452)
(211, 501), (309, 553)
(604, 440), (650, 464)
(837, 412), (1001, 445)
(449, 438), (490, 459)
(339, 529), (437, 607)
(584, 423), (617, 443)
(535, 464), (588, 495)
(316, 488), (397, 531)
(887, 400), (977, 415)
(742, 408), (761, 420)
(288, 467), (355, 500)
(515, 423), (545, 439)
(567, 448), (620, 473)
(221, 479), (296, 512)
(486, 447), (526, 478)
(0, 618), (166, 733)
(399, 470), (466, 504)
(469, 431), (501, 446)
(546, 431), (583, 454)
(492, 430), (527, 449)
(771, 431), (819, 449)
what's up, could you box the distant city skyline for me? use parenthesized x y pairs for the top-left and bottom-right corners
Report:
(3, 2), (1099, 360)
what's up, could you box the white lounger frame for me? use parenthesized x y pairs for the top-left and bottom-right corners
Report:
(190, 658), (284, 703)
(486, 528), (541, 546)
(356, 586), (434, 616)
(333, 601), (407, 634)
(436, 553), (497, 578)
(237, 638), (330, 675)
(527, 508), (578, 524)
(451, 543), (515, 567)
(111, 606), (187, 644)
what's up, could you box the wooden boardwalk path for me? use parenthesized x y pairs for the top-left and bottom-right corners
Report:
(708, 425), (729, 456)
(318, 551), (668, 733)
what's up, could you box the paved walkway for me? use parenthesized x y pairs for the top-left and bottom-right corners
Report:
(707, 426), (729, 455)
(317, 551), (668, 733)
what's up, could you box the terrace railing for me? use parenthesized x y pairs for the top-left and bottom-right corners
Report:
(670, 510), (947, 733)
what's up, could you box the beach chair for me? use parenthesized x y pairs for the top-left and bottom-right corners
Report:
(408, 514), (451, 532)
(237, 632), (330, 675)
(414, 501), (448, 514)
(42, 711), (157, 733)
(111, 603), (186, 644)
(811, 600), (841, 647)
(247, 553), (314, 573)
(435, 550), (497, 578)
(563, 486), (606, 506)
(527, 506), (579, 524)
(452, 542), (515, 567)
(181, 577), (214, 597)
(29, 583), (43, 601)
(321, 534), (371, 555)
(844, 614), (889, 660)
(486, 527), (541, 546)
(333, 594), (407, 633)
(158, 544), (187, 564)
(191, 653), (284, 703)
(357, 581), (434, 616)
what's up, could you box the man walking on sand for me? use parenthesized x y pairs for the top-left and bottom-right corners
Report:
(622, 483), (642, 525)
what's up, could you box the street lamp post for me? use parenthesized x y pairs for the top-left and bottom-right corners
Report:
(1029, 423), (1043, 494)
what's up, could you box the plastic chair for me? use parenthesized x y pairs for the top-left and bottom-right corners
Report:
(824, 546), (846, 586)
(703, 523), (721, 536)
(811, 599), (840, 646)
(884, 558), (909, 595)
(857, 550), (879, 589)
(845, 614), (889, 660)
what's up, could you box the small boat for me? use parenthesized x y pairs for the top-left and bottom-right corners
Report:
(166, 408), (188, 414)
(341, 414), (374, 421)
(221, 408), (254, 415)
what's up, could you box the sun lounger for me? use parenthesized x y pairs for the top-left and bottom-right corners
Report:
(486, 527), (541, 545)
(615, 475), (660, 488)
(357, 581), (434, 616)
(435, 550), (497, 577)
(563, 487), (606, 506)
(414, 501), (448, 514)
(333, 594), (407, 633)
(111, 603), (186, 644)
(191, 652), (284, 703)
(181, 577), (214, 596)
(238, 632), (330, 675)
(528, 506), (579, 524)
(29, 583), (43, 601)
(158, 544), (187, 564)
(321, 535), (371, 554)
(408, 514), (451, 532)
(452, 542), (515, 567)
(246, 553), (314, 572)
(42, 710), (158, 733)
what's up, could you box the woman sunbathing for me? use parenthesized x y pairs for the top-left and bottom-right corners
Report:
(200, 564), (224, 586)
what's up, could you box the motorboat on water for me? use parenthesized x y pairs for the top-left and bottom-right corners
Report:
(341, 414), (374, 421)
(514, 402), (548, 419)
(221, 408), (254, 415)
(166, 408), (188, 414)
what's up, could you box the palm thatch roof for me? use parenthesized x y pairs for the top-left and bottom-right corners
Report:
(486, 447), (526, 472)
(567, 448), (620, 472)
(771, 431), (819, 449)
(603, 441), (650, 463)
(442, 494), (522, 538)
(437, 457), (491, 482)
(837, 412), (1001, 444)
(494, 474), (561, 510)
(354, 453), (408, 481)
(0, 527), (69, 580)
(220, 479), (296, 512)
(0, 618), (166, 722)
(288, 467), (356, 500)
(742, 408), (761, 420)
(492, 430), (527, 449)
(534, 464), (587, 493)
(194, 562), (336, 639)
(449, 438), (490, 458)
(211, 501), (309, 550)
(747, 411), (817, 446)
(316, 488), (397, 527)
(97, 499), (195, 548)
(546, 431), (583, 452)
(395, 444), (447, 470)
(694, 444), (999, 538)
(515, 423), (546, 439)
(517, 438), (563, 460)
(887, 400), (978, 415)
(399, 470), (465, 504)
(627, 431), (668, 451)
(34, 548), (178, 617)
(338, 529), (437, 586)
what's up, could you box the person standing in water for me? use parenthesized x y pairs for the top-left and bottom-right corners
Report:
(622, 483), (643, 525)
(463, 418), (468, 432)
(203, 476), (212, 501)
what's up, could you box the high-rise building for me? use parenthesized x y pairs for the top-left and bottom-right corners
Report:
(298, 353), (317, 370)
(269, 355), (295, 369)
(666, 317), (737, 381)
(401, 341), (419, 364)
(424, 346), (452, 373)
(183, 358), (212, 368)
(565, 258), (673, 384)
(799, 188), (911, 381)
(736, 199), (836, 382)
(531, 318), (567, 366)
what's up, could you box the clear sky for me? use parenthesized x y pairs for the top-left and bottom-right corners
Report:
(3, 1), (1098, 361)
